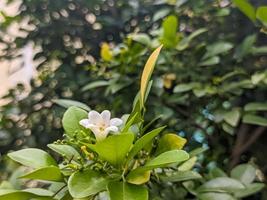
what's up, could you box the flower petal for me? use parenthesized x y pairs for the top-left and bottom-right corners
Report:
(87, 125), (106, 141)
(101, 110), (111, 125)
(88, 110), (102, 125)
(105, 126), (118, 133)
(110, 118), (123, 126)
(79, 119), (90, 128)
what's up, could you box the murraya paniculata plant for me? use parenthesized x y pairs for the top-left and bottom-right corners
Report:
(1, 46), (265, 200)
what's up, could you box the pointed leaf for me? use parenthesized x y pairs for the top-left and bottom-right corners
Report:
(127, 126), (165, 161)
(140, 45), (162, 107)
(233, 0), (256, 22)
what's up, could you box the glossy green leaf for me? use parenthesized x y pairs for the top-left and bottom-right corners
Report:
(235, 183), (265, 198)
(209, 167), (228, 179)
(178, 156), (197, 171)
(251, 73), (265, 85)
(20, 166), (63, 182)
(8, 148), (57, 168)
(108, 181), (148, 200)
(130, 33), (151, 46)
(140, 45), (162, 107)
(256, 6), (267, 25)
(126, 170), (151, 185)
(62, 106), (88, 137)
(0, 189), (53, 200)
(233, 0), (256, 22)
(161, 15), (179, 48)
(223, 109), (240, 127)
(177, 28), (207, 50)
(48, 144), (81, 162)
(127, 126), (165, 161)
(82, 80), (109, 91)
(146, 150), (189, 169)
(53, 99), (90, 111)
(199, 56), (220, 66)
(198, 177), (245, 193)
(230, 164), (255, 185)
(244, 102), (267, 111)
(243, 114), (267, 126)
(189, 147), (208, 157)
(155, 134), (187, 155)
(160, 171), (202, 182)
(203, 42), (233, 59)
(198, 192), (235, 200)
(68, 169), (108, 198)
(88, 134), (134, 166)
(128, 150), (189, 179)
(173, 84), (194, 93)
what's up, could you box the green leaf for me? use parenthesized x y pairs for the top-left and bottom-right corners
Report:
(155, 134), (187, 155)
(23, 188), (54, 197)
(82, 80), (109, 91)
(62, 106), (88, 137)
(152, 8), (170, 22)
(140, 45), (162, 107)
(234, 34), (256, 60)
(161, 15), (179, 48)
(128, 150), (189, 179)
(178, 156), (197, 171)
(189, 147), (208, 157)
(198, 177), (245, 193)
(256, 6), (267, 25)
(209, 167), (228, 179)
(126, 170), (151, 185)
(199, 56), (220, 67)
(203, 42), (233, 59)
(230, 164), (256, 185)
(53, 99), (90, 111)
(198, 192), (235, 200)
(251, 73), (265, 84)
(244, 102), (267, 111)
(68, 169), (108, 198)
(0, 189), (53, 200)
(127, 126), (165, 161)
(177, 28), (207, 51)
(88, 134), (134, 166)
(20, 166), (63, 182)
(223, 109), (240, 127)
(173, 84), (194, 93)
(234, 183), (265, 198)
(146, 150), (189, 169)
(160, 171), (202, 182)
(233, 0), (256, 22)
(243, 114), (267, 126)
(48, 144), (81, 162)
(8, 148), (57, 168)
(108, 181), (148, 200)
(130, 33), (151, 46)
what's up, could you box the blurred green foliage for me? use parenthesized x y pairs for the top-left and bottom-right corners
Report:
(1, 0), (267, 199)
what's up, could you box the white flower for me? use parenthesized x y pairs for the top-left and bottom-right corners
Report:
(79, 110), (123, 141)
